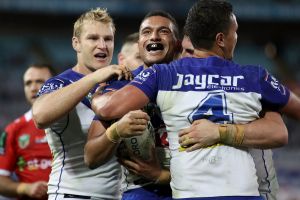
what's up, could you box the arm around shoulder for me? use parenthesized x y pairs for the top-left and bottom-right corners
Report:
(33, 73), (101, 129)
(241, 111), (288, 148)
(92, 85), (149, 120)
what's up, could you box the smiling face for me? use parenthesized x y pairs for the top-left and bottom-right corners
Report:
(72, 20), (114, 73)
(138, 16), (178, 68)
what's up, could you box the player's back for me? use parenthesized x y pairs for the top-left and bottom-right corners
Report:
(130, 56), (289, 198)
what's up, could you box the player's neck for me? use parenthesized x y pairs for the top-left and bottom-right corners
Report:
(193, 49), (221, 59)
(72, 64), (93, 75)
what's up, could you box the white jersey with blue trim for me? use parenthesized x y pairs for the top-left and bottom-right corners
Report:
(250, 149), (279, 200)
(38, 69), (122, 199)
(129, 56), (290, 199)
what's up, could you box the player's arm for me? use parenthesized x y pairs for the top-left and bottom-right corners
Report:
(92, 85), (150, 120)
(237, 111), (287, 148)
(0, 175), (20, 197)
(33, 65), (129, 129)
(84, 119), (117, 169)
(119, 148), (171, 185)
(84, 110), (150, 169)
(280, 91), (300, 120)
(179, 111), (288, 151)
(0, 176), (47, 199)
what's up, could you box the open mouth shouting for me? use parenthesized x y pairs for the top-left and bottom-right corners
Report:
(146, 43), (164, 52)
(94, 52), (107, 60)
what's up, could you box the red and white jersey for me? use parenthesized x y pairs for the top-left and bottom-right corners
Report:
(0, 110), (52, 183)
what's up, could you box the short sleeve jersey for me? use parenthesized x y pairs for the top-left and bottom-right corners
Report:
(0, 110), (51, 183)
(129, 56), (290, 198)
(37, 69), (121, 199)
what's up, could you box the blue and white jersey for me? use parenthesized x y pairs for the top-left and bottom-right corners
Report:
(129, 56), (290, 199)
(38, 69), (122, 199)
(250, 149), (279, 200)
(102, 66), (171, 193)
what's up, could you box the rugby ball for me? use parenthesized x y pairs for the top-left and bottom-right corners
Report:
(122, 121), (155, 160)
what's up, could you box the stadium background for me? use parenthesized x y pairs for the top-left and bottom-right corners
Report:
(0, 0), (299, 199)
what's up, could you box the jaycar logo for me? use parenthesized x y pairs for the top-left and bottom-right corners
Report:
(172, 73), (244, 90)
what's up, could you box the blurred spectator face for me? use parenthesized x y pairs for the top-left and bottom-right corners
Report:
(118, 42), (143, 71)
(181, 35), (195, 58)
(23, 67), (52, 105)
(72, 20), (114, 72)
(139, 16), (178, 67)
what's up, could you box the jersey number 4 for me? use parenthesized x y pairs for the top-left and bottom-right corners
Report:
(188, 92), (233, 124)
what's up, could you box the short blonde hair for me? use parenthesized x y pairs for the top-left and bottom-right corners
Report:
(73, 7), (115, 38)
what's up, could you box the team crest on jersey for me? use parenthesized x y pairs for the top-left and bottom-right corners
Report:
(0, 131), (7, 155)
(18, 134), (30, 149)
(38, 81), (64, 96)
(265, 73), (286, 95)
(133, 67), (156, 84)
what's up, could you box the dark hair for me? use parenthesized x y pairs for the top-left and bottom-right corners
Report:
(141, 10), (180, 40)
(28, 63), (57, 76)
(184, 0), (233, 49)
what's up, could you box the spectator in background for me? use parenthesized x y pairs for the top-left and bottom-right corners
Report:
(118, 32), (143, 71)
(0, 64), (55, 200)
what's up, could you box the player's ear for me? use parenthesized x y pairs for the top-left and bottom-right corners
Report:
(72, 36), (81, 52)
(216, 32), (225, 47)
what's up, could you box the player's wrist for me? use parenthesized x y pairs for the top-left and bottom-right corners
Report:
(105, 122), (121, 143)
(16, 183), (30, 196)
(84, 73), (100, 87)
(218, 124), (245, 146)
(154, 169), (171, 185)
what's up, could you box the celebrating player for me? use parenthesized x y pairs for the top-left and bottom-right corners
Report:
(32, 8), (130, 200)
(85, 10), (181, 200)
(89, 0), (300, 199)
